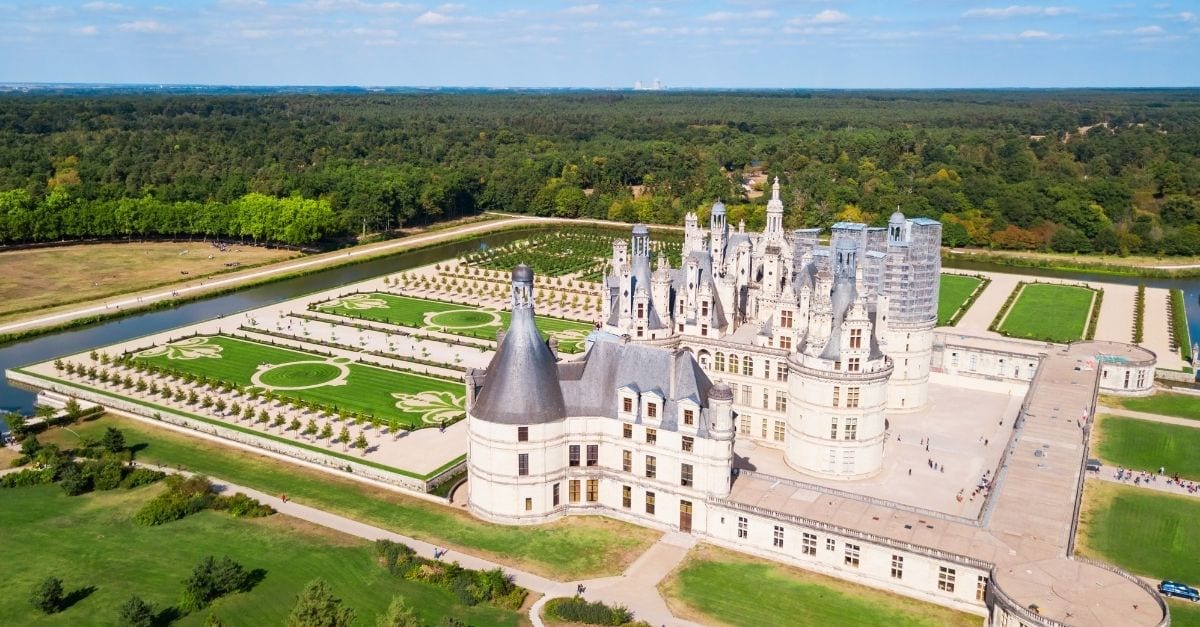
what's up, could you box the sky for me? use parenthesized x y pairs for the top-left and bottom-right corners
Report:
(0, 1), (1197, 88)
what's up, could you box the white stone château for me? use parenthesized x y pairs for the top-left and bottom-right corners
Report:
(600, 179), (941, 479)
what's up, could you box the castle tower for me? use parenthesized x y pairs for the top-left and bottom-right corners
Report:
(785, 240), (892, 480)
(710, 200), (727, 272)
(602, 225), (679, 346)
(878, 210), (941, 412)
(467, 264), (568, 523)
(764, 176), (784, 240)
(684, 212), (705, 255)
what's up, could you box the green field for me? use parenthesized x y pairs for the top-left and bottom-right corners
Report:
(1095, 415), (1200, 480)
(1107, 392), (1200, 422)
(1077, 481), (1200, 585)
(316, 292), (593, 353)
(133, 335), (462, 428)
(998, 283), (1096, 342)
(0, 485), (520, 627)
(42, 416), (659, 581)
(1171, 599), (1200, 627)
(937, 274), (983, 326)
(660, 545), (978, 627)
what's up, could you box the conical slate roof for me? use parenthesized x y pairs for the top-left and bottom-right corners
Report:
(470, 302), (566, 425)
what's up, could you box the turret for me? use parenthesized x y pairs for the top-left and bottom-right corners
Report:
(710, 200), (727, 271)
(684, 212), (704, 255)
(709, 382), (734, 440)
(765, 176), (784, 239)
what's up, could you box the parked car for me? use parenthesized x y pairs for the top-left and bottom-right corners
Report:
(1085, 459), (1102, 472)
(1159, 580), (1200, 602)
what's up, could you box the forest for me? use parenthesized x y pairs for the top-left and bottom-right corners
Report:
(0, 89), (1198, 253)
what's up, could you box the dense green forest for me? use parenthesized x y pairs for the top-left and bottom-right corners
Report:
(0, 89), (1198, 253)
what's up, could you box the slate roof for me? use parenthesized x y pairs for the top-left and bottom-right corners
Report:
(470, 304), (567, 425)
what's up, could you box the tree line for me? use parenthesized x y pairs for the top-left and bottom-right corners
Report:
(0, 89), (1197, 253)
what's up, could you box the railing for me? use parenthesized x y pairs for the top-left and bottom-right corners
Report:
(1066, 350), (1103, 557)
(979, 355), (1048, 527)
(987, 570), (1070, 627)
(1070, 556), (1170, 627)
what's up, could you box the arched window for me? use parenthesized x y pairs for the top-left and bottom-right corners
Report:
(729, 354), (739, 375)
(714, 352), (725, 371)
(743, 356), (754, 377)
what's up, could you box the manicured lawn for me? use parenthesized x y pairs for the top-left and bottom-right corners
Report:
(133, 334), (462, 428)
(937, 274), (983, 326)
(0, 485), (520, 627)
(1107, 392), (1200, 422)
(1095, 415), (1200, 480)
(659, 545), (979, 627)
(1170, 599), (1200, 627)
(41, 416), (659, 581)
(1076, 481), (1200, 584)
(999, 283), (1096, 343)
(316, 292), (594, 353)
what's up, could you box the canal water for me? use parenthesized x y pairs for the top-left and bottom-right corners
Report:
(2, 232), (1198, 417)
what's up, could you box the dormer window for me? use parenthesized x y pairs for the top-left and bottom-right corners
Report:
(517, 426), (529, 442)
(780, 310), (793, 328)
(647, 403), (657, 419)
(622, 397), (633, 413)
(636, 303), (645, 318)
(683, 409), (694, 426)
(850, 329), (862, 349)
(701, 301), (709, 317)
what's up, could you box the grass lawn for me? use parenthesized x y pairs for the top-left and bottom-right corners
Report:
(1094, 415), (1200, 480)
(133, 334), (462, 428)
(0, 242), (294, 321)
(998, 283), (1096, 343)
(316, 292), (593, 353)
(1170, 599), (1200, 627)
(1105, 392), (1200, 422)
(41, 415), (659, 581)
(937, 274), (983, 326)
(0, 484), (521, 627)
(659, 545), (979, 627)
(1076, 481), (1200, 584)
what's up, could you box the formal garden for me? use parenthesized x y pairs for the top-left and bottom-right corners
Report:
(461, 230), (683, 280)
(937, 274), (986, 326)
(992, 282), (1098, 343)
(1094, 415), (1200, 481)
(659, 545), (978, 627)
(314, 292), (594, 353)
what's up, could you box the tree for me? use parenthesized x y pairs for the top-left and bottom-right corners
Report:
(376, 596), (420, 627)
(352, 432), (368, 452)
(336, 426), (350, 450)
(20, 434), (42, 457)
(58, 463), (92, 496)
(181, 555), (249, 612)
(30, 576), (64, 614)
(320, 423), (334, 441)
(118, 595), (155, 627)
(102, 427), (126, 454)
(287, 579), (356, 627)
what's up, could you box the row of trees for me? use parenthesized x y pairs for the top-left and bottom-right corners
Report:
(0, 90), (1198, 253)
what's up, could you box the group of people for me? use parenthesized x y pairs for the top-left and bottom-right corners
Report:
(1114, 467), (1200, 494)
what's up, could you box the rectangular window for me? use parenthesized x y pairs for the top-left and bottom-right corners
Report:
(802, 533), (817, 556)
(737, 516), (748, 539)
(776, 362), (788, 381)
(890, 555), (903, 579)
(762, 389), (769, 410)
(646, 455), (657, 479)
(850, 328), (862, 349)
(700, 324), (708, 336)
(518, 453), (529, 476)
(568, 445), (580, 467)
(847, 357), (860, 372)
(845, 417), (858, 441)
(517, 426), (528, 442)
(569, 480), (580, 503)
(586, 444), (598, 467)
(976, 576), (988, 601)
(622, 450), (632, 472)
(646, 428), (657, 445)
(730, 356), (739, 375)
(938, 567), (956, 592)
(622, 485), (631, 509)
(701, 301), (709, 317)
(781, 310), (793, 328)
(847, 387), (860, 408)
(622, 397), (633, 413)
(683, 409), (694, 426)
(647, 402), (657, 419)
(844, 543), (860, 567)
(773, 420), (785, 442)
(775, 391), (787, 412)
(552, 483), (560, 506)
(586, 479), (598, 502)
(830, 417), (839, 440)
(681, 463), (693, 487)
(773, 525), (785, 548)
(682, 436), (694, 453)
(623, 423), (632, 439)
(779, 335), (792, 350)
(741, 385), (752, 405)
(525, 497), (532, 511)
(744, 357), (754, 377)
(763, 360), (771, 380)
(826, 538), (836, 552)
(761, 418), (768, 438)
(832, 386), (840, 407)
(739, 415), (751, 436)
(645, 491), (655, 515)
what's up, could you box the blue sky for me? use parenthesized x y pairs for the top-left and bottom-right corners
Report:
(1, 1), (1197, 87)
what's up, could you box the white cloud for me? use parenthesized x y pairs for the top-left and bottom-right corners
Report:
(82, 1), (126, 11)
(116, 19), (172, 33)
(789, 9), (849, 25)
(1178, 11), (1197, 23)
(415, 10), (453, 25)
(300, 0), (419, 12)
(1133, 24), (1164, 34)
(1018, 29), (1058, 39)
(565, 3), (600, 15)
(963, 5), (1075, 19)
(73, 25), (99, 35)
(700, 9), (773, 22)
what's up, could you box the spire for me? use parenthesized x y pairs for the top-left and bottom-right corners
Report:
(771, 176), (781, 201)
(766, 176), (784, 236)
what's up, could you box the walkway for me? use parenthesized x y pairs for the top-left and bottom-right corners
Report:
(148, 464), (699, 627)
(1096, 405), (1200, 429)
(1091, 473), (1200, 500)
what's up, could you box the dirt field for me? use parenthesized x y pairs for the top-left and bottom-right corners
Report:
(0, 241), (296, 318)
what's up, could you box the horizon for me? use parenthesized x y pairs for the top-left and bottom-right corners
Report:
(0, 1), (1197, 88)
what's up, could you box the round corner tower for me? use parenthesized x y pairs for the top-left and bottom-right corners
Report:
(877, 210), (940, 412)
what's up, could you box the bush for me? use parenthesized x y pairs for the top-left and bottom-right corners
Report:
(180, 555), (250, 613)
(134, 475), (216, 526)
(120, 467), (167, 489)
(374, 540), (525, 610)
(84, 459), (124, 491)
(0, 467), (55, 488)
(217, 492), (276, 518)
(58, 464), (92, 496)
(374, 539), (417, 575)
(29, 576), (65, 614)
(543, 596), (643, 626)
(118, 595), (155, 627)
